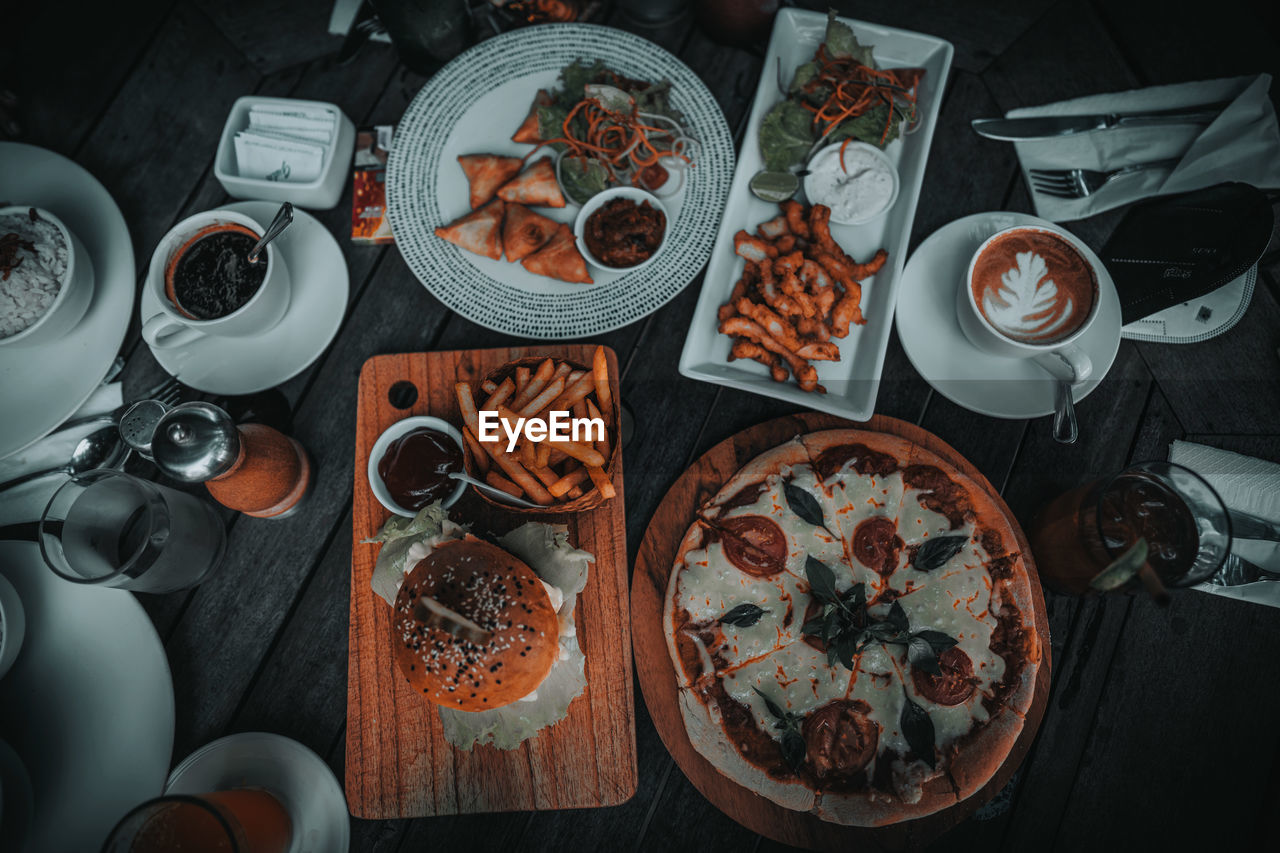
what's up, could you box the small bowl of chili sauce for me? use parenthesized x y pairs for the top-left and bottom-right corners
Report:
(367, 416), (466, 516)
(573, 187), (668, 273)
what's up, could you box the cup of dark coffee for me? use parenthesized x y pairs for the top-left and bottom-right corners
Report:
(143, 210), (291, 349)
(956, 224), (1100, 382)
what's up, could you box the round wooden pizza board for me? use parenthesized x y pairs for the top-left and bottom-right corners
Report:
(631, 413), (1051, 852)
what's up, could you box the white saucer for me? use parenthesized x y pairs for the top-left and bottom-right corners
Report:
(166, 732), (350, 853)
(895, 212), (1122, 419)
(0, 142), (136, 459)
(141, 201), (349, 395)
(0, 541), (174, 852)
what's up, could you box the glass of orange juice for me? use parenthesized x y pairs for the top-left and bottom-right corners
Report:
(102, 789), (292, 853)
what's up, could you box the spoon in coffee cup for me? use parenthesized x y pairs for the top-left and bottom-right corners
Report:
(247, 202), (293, 264)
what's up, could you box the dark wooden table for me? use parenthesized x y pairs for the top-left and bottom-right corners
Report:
(10, 0), (1280, 849)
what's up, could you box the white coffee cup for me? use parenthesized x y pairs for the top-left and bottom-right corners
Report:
(956, 224), (1099, 383)
(143, 210), (291, 349)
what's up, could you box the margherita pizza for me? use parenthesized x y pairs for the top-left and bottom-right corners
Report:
(663, 429), (1042, 826)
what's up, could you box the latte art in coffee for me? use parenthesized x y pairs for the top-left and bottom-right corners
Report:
(970, 228), (1096, 344)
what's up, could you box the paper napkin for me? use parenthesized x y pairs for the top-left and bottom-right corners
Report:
(234, 103), (338, 183)
(1168, 440), (1280, 609)
(1007, 74), (1280, 222)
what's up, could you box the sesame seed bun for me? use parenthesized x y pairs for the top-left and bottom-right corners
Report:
(392, 537), (559, 711)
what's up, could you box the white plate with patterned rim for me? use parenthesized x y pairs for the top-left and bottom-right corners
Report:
(386, 23), (734, 340)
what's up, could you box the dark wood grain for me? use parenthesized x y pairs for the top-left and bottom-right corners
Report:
(632, 413), (1051, 852)
(346, 346), (636, 817)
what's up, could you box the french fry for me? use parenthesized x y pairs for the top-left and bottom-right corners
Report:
(593, 346), (613, 423)
(462, 426), (490, 475)
(572, 399), (588, 420)
(483, 377), (515, 412)
(586, 399), (610, 457)
(520, 438), (537, 470)
(551, 362), (573, 383)
(510, 358), (555, 411)
(566, 485), (583, 499)
(536, 441), (551, 469)
(515, 366), (530, 396)
(485, 470), (523, 498)
(456, 382), (482, 437)
(548, 438), (605, 468)
(548, 449), (568, 466)
(549, 465), (590, 498)
(481, 379), (498, 394)
(519, 376), (566, 418)
(586, 464), (616, 499)
(530, 465), (559, 489)
(486, 446), (554, 505)
(545, 370), (596, 414)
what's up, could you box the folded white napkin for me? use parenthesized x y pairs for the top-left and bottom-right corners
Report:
(1008, 74), (1280, 222)
(0, 381), (123, 521)
(234, 103), (337, 183)
(1168, 439), (1280, 608)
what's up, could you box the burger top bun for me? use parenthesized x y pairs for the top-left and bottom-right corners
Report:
(393, 537), (559, 711)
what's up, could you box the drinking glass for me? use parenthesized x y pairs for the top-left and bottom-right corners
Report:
(38, 470), (225, 593)
(102, 790), (292, 853)
(1029, 461), (1231, 594)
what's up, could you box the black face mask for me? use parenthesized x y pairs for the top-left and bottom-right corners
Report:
(1101, 182), (1274, 326)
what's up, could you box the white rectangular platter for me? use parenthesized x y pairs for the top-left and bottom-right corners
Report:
(679, 8), (953, 420)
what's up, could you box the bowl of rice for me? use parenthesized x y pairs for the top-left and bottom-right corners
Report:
(0, 205), (95, 347)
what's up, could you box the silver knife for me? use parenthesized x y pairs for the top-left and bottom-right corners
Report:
(971, 100), (1232, 141)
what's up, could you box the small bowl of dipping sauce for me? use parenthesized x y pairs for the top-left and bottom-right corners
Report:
(574, 187), (668, 272)
(368, 416), (466, 517)
(803, 142), (899, 226)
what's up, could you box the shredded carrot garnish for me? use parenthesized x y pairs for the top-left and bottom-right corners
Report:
(800, 44), (924, 148)
(530, 94), (692, 186)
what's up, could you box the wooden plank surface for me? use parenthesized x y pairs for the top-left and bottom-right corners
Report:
(632, 412), (1050, 852)
(11, 0), (1280, 850)
(346, 347), (636, 817)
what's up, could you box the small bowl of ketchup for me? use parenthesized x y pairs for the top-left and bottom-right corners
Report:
(367, 416), (466, 517)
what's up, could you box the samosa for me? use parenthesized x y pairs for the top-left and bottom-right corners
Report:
(496, 158), (565, 208)
(521, 224), (592, 284)
(434, 198), (505, 260)
(502, 203), (559, 262)
(457, 154), (523, 209)
(511, 89), (553, 144)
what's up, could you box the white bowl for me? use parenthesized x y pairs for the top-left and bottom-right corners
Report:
(367, 416), (467, 517)
(0, 575), (25, 681)
(213, 95), (355, 211)
(573, 186), (669, 273)
(803, 141), (900, 226)
(0, 205), (95, 347)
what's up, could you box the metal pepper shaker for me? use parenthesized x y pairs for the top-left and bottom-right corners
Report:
(125, 401), (312, 519)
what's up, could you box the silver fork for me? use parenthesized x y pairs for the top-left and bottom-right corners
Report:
(1028, 157), (1182, 199)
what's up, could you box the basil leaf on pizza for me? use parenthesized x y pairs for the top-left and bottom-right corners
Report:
(907, 636), (941, 675)
(913, 534), (969, 572)
(784, 482), (826, 530)
(804, 555), (839, 603)
(718, 603), (768, 627)
(900, 688), (937, 769)
(753, 686), (807, 772)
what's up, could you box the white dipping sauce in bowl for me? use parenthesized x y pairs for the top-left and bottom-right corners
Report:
(804, 142), (899, 225)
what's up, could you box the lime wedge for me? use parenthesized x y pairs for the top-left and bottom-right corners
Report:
(1089, 538), (1150, 592)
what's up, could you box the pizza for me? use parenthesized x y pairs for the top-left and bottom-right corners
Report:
(663, 429), (1042, 826)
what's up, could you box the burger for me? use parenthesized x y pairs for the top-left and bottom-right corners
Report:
(392, 538), (562, 710)
(369, 503), (592, 749)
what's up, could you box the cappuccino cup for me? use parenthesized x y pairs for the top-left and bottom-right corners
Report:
(957, 225), (1099, 383)
(142, 210), (291, 349)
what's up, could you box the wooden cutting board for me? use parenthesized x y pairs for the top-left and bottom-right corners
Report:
(631, 412), (1051, 852)
(347, 346), (636, 818)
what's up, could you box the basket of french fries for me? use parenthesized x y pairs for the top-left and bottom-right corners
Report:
(454, 347), (621, 513)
